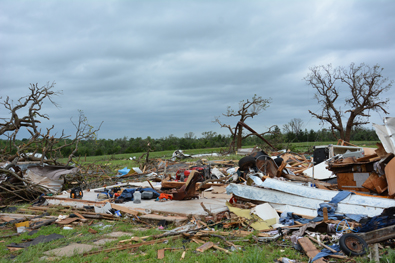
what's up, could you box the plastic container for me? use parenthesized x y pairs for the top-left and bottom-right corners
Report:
(133, 191), (141, 203)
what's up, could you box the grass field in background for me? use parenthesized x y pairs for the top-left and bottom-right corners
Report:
(59, 141), (379, 170)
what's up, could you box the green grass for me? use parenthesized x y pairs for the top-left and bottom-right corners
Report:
(59, 141), (379, 172)
(3, 217), (392, 263)
(0, 218), (308, 263)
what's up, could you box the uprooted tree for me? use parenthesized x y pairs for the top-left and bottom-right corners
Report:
(214, 94), (273, 150)
(305, 63), (392, 142)
(0, 82), (102, 204)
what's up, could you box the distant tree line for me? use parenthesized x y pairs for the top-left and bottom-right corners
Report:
(0, 127), (379, 158)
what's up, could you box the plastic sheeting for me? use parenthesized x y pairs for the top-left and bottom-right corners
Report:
(25, 166), (79, 193)
(373, 117), (395, 154)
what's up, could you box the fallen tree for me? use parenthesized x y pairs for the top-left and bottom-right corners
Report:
(0, 82), (102, 204)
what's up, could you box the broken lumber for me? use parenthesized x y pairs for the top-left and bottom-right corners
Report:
(157, 249), (165, 259)
(196, 242), (214, 252)
(83, 236), (180, 256)
(110, 203), (139, 216)
(297, 237), (325, 263)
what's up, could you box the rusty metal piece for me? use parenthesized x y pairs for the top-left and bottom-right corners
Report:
(172, 170), (200, 200)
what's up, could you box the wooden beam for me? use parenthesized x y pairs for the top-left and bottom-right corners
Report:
(110, 203), (139, 216)
(297, 237), (325, 263)
(196, 242), (214, 252)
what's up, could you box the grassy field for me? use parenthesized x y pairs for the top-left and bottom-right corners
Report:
(59, 141), (380, 174)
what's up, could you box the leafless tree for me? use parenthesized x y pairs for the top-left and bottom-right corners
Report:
(214, 94), (272, 149)
(0, 82), (102, 167)
(305, 63), (392, 142)
(0, 82), (103, 204)
(283, 118), (304, 136)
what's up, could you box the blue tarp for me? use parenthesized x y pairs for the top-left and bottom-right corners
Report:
(312, 244), (342, 262)
(117, 167), (131, 176)
(281, 191), (366, 225)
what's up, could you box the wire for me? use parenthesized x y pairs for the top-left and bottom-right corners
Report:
(335, 219), (359, 233)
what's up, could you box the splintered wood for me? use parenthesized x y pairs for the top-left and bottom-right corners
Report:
(276, 153), (312, 176)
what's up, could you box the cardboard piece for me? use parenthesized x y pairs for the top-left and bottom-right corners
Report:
(385, 158), (395, 196)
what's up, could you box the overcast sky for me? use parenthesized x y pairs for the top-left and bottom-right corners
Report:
(1, 0), (394, 140)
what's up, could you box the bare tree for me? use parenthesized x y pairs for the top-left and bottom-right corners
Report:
(0, 82), (103, 204)
(305, 63), (392, 142)
(283, 118), (304, 136)
(214, 94), (272, 149)
(0, 82), (102, 166)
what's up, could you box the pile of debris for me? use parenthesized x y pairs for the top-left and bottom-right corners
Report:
(1, 118), (395, 262)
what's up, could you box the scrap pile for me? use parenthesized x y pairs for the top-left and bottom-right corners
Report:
(0, 164), (80, 205)
(1, 119), (395, 262)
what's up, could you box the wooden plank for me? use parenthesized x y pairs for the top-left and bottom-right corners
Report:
(73, 212), (86, 220)
(385, 158), (395, 196)
(276, 155), (290, 177)
(362, 173), (387, 194)
(297, 237), (325, 263)
(161, 181), (224, 189)
(369, 156), (382, 162)
(357, 224), (395, 244)
(323, 207), (328, 222)
(0, 216), (16, 222)
(55, 217), (79, 225)
(84, 236), (179, 256)
(196, 242), (214, 252)
(157, 249), (165, 259)
(199, 230), (252, 237)
(357, 154), (378, 162)
(375, 143), (388, 158)
(315, 182), (329, 190)
(308, 236), (348, 259)
(337, 173), (370, 192)
(110, 204), (139, 216)
(212, 244), (231, 254)
(45, 196), (107, 205)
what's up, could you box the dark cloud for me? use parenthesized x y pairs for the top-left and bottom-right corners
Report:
(1, 0), (394, 140)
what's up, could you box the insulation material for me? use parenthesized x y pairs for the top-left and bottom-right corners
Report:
(225, 202), (271, 230)
(250, 203), (279, 226)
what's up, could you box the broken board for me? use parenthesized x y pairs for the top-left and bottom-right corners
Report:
(385, 158), (395, 196)
(297, 237), (325, 263)
(337, 172), (370, 192)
